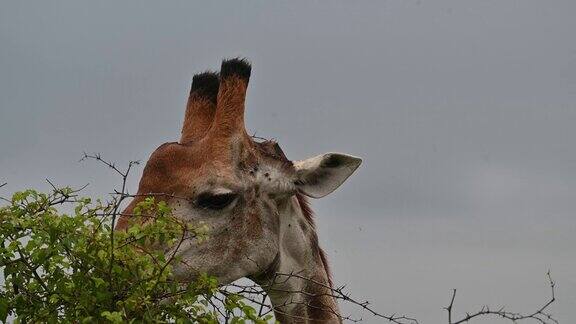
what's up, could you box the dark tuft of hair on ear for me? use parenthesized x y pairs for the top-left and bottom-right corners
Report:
(220, 58), (251, 81)
(190, 71), (219, 103)
(321, 154), (343, 168)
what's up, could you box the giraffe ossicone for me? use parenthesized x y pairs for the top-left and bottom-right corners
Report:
(117, 58), (362, 323)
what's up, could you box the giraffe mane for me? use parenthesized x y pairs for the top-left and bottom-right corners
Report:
(296, 193), (333, 288)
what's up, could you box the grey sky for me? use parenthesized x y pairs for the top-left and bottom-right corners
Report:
(1, 1), (575, 322)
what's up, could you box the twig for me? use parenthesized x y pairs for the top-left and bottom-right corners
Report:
(445, 272), (557, 324)
(80, 153), (140, 301)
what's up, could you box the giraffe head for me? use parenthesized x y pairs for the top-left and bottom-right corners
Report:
(118, 59), (362, 286)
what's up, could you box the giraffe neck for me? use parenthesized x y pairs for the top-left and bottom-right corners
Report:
(252, 195), (341, 323)
(266, 253), (341, 323)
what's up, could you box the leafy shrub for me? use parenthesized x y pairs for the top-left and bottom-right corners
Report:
(0, 187), (269, 323)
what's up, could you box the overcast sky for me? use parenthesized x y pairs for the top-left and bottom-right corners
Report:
(1, 1), (575, 322)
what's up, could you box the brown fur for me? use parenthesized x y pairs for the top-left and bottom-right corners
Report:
(180, 72), (219, 143)
(207, 76), (249, 139)
(180, 95), (216, 143)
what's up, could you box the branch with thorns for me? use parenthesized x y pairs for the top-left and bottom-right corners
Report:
(445, 271), (557, 324)
(218, 272), (418, 324)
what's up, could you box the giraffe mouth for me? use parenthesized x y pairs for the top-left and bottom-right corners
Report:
(248, 252), (281, 283)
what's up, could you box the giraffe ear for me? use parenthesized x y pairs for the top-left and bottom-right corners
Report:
(294, 153), (362, 198)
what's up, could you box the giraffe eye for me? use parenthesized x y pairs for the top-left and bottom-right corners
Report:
(195, 192), (237, 210)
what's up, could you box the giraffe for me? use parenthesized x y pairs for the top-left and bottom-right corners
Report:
(116, 58), (362, 323)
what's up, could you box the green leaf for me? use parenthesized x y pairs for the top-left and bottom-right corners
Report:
(101, 311), (123, 323)
(0, 297), (9, 322)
